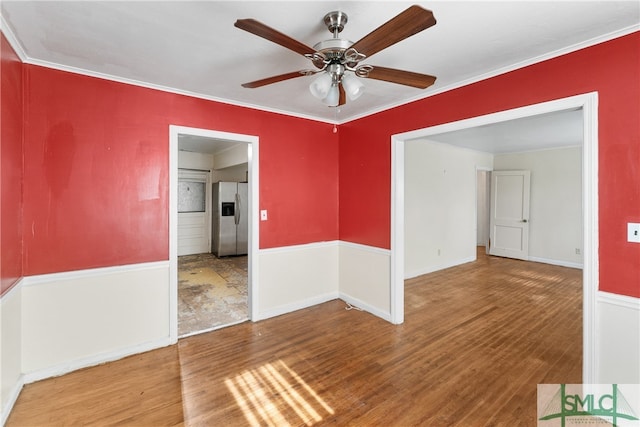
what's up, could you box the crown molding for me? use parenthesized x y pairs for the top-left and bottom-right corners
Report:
(1, 10), (335, 125)
(3, 12), (637, 126)
(344, 24), (640, 124)
(0, 13), (28, 62)
(24, 57), (336, 125)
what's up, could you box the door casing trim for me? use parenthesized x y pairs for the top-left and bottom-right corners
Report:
(390, 92), (598, 383)
(169, 125), (259, 342)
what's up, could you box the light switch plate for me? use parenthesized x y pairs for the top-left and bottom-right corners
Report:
(260, 210), (268, 221)
(628, 223), (640, 243)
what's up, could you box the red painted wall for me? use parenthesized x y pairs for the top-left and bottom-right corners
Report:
(23, 66), (338, 275)
(339, 32), (640, 298)
(1, 33), (24, 295)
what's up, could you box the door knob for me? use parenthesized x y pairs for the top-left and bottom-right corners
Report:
(521, 219), (528, 223)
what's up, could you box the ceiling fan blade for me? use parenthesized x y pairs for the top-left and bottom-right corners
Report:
(338, 84), (346, 106)
(235, 18), (317, 57)
(241, 70), (316, 88)
(363, 66), (436, 89)
(350, 5), (436, 59)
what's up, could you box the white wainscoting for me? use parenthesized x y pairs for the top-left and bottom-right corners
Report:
(257, 241), (340, 320)
(405, 255), (476, 280)
(596, 291), (640, 384)
(21, 261), (172, 383)
(8, 240), (632, 425)
(528, 256), (583, 269)
(1, 281), (23, 426)
(339, 241), (392, 322)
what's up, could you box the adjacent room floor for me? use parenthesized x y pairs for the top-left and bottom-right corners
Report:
(178, 253), (248, 337)
(8, 249), (582, 425)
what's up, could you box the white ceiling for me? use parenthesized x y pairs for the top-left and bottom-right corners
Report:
(426, 108), (584, 154)
(1, 1), (637, 154)
(2, 1), (638, 125)
(178, 134), (243, 155)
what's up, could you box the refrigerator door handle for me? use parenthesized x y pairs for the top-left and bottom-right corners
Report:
(235, 193), (240, 225)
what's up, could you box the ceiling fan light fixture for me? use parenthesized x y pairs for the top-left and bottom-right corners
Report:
(237, 6), (438, 109)
(309, 72), (333, 100)
(341, 74), (365, 101)
(322, 83), (340, 107)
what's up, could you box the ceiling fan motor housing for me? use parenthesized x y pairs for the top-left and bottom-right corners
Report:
(313, 38), (353, 61)
(313, 11), (354, 63)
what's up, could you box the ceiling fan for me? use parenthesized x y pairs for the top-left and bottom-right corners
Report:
(234, 5), (437, 107)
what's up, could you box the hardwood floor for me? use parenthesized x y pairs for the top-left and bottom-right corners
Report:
(7, 249), (582, 426)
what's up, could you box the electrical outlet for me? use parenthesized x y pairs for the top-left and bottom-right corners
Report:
(575, 248), (581, 255)
(628, 223), (640, 243)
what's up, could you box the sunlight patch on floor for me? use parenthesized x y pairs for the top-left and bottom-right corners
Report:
(225, 360), (334, 426)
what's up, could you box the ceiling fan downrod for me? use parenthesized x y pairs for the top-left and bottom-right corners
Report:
(312, 11), (368, 77)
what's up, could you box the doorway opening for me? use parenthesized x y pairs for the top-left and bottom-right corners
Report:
(169, 126), (259, 341)
(476, 168), (491, 254)
(391, 92), (598, 383)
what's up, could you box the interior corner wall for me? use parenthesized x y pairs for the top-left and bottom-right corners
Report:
(1, 32), (23, 295)
(213, 144), (248, 170)
(476, 170), (491, 247)
(22, 64), (340, 276)
(1, 31), (24, 423)
(494, 147), (583, 267)
(14, 63), (340, 389)
(339, 31), (640, 298)
(338, 242), (391, 320)
(339, 32), (639, 383)
(258, 242), (339, 320)
(178, 150), (214, 171)
(214, 163), (248, 183)
(404, 141), (493, 278)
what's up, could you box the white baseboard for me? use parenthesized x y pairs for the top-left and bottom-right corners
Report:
(257, 291), (339, 321)
(405, 256), (476, 279)
(1, 374), (24, 427)
(528, 256), (583, 269)
(339, 292), (392, 322)
(23, 337), (173, 385)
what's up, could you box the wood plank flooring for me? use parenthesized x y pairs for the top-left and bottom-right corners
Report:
(7, 249), (582, 426)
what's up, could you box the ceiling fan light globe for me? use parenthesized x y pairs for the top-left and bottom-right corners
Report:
(322, 84), (340, 107)
(309, 73), (333, 100)
(342, 74), (365, 100)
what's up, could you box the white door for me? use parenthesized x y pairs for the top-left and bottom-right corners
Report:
(178, 170), (210, 256)
(489, 170), (530, 260)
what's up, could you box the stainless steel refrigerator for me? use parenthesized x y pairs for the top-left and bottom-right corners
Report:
(212, 182), (248, 257)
